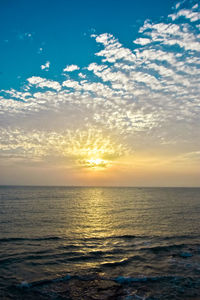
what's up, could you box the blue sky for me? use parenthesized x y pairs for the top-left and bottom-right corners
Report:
(0, 0), (174, 90)
(0, 0), (200, 186)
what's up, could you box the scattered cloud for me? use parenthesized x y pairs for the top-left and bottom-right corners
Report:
(41, 61), (50, 71)
(170, 5), (200, 22)
(78, 72), (86, 79)
(133, 37), (151, 45)
(63, 64), (80, 72)
(0, 0), (200, 169)
(0, 128), (129, 169)
(27, 76), (61, 91)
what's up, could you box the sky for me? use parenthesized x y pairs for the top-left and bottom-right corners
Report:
(0, 0), (200, 186)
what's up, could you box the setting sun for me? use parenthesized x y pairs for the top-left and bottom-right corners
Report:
(85, 158), (109, 169)
(56, 129), (129, 170)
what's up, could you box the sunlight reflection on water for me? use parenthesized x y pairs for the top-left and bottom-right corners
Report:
(0, 187), (200, 285)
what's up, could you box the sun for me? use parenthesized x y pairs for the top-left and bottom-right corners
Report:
(85, 158), (109, 170)
(57, 129), (129, 170)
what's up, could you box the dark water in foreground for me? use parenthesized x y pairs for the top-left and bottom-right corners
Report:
(0, 186), (200, 299)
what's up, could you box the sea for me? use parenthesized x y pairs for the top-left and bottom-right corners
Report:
(0, 186), (200, 299)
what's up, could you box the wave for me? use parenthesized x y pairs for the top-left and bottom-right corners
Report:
(17, 273), (197, 289)
(142, 243), (186, 253)
(5, 273), (199, 300)
(114, 275), (186, 284)
(18, 274), (72, 288)
(101, 258), (132, 268)
(0, 236), (62, 243)
(1, 233), (199, 244)
(139, 242), (200, 254)
(0, 234), (142, 244)
(17, 274), (103, 289)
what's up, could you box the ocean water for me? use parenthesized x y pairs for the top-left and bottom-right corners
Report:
(0, 186), (200, 299)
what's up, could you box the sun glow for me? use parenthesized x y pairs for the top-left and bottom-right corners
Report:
(5, 128), (129, 171)
(85, 158), (109, 169)
(59, 129), (129, 170)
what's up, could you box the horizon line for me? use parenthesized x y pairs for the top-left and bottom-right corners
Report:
(0, 185), (199, 188)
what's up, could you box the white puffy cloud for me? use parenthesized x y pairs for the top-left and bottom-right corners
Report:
(78, 72), (86, 79)
(133, 38), (151, 45)
(41, 61), (50, 71)
(28, 76), (61, 91)
(63, 64), (80, 72)
(92, 33), (136, 63)
(170, 8), (200, 22)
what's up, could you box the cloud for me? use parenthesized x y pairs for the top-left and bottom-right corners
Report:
(78, 72), (86, 79)
(0, 0), (199, 162)
(0, 128), (129, 168)
(170, 7), (200, 22)
(27, 76), (61, 91)
(63, 64), (80, 72)
(133, 38), (151, 45)
(92, 33), (136, 63)
(173, 151), (200, 165)
(41, 61), (50, 71)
